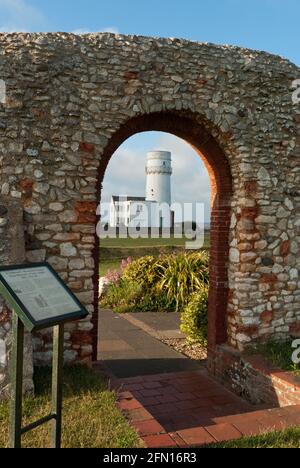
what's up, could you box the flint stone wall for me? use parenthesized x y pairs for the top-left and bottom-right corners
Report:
(213, 345), (300, 407)
(0, 33), (299, 372)
(0, 197), (34, 398)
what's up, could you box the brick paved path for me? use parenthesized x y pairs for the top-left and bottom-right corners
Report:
(98, 310), (300, 447)
(117, 370), (300, 447)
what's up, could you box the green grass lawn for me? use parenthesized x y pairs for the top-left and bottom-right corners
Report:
(247, 340), (300, 376)
(99, 234), (210, 277)
(100, 233), (210, 249)
(99, 260), (121, 277)
(0, 366), (141, 449)
(206, 427), (300, 448)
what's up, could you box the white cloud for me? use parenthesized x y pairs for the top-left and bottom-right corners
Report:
(101, 133), (211, 222)
(0, 0), (43, 31)
(155, 134), (211, 221)
(72, 26), (119, 35)
(102, 147), (146, 202)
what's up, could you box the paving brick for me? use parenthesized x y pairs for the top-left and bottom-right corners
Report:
(143, 434), (178, 448)
(169, 433), (189, 448)
(138, 396), (161, 406)
(143, 381), (163, 389)
(140, 389), (164, 398)
(117, 398), (143, 411)
(127, 408), (154, 422)
(132, 419), (166, 436)
(177, 427), (216, 446)
(157, 394), (179, 404)
(175, 399), (201, 411)
(123, 383), (145, 391)
(211, 395), (238, 406)
(117, 391), (133, 400)
(231, 419), (266, 437)
(175, 391), (196, 401)
(122, 376), (145, 384)
(150, 403), (177, 414)
(205, 423), (243, 442)
(193, 398), (215, 408)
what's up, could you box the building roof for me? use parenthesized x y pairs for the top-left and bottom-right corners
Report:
(112, 195), (146, 203)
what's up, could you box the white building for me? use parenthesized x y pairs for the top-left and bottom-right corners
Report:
(109, 196), (154, 228)
(110, 151), (174, 229)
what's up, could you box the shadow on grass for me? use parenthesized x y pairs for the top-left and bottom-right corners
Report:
(204, 426), (300, 448)
(0, 365), (141, 449)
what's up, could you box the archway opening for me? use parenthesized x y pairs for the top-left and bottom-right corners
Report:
(92, 112), (233, 366)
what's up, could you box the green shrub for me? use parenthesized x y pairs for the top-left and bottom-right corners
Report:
(157, 251), (209, 311)
(121, 255), (171, 311)
(102, 251), (210, 314)
(134, 290), (171, 312)
(122, 255), (161, 288)
(100, 279), (143, 313)
(180, 286), (209, 345)
(101, 276), (170, 313)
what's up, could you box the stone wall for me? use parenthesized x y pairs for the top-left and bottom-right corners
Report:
(0, 33), (299, 370)
(0, 197), (34, 398)
(212, 345), (300, 407)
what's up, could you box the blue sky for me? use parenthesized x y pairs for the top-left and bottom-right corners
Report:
(0, 0), (299, 65)
(0, 0), (298, 222)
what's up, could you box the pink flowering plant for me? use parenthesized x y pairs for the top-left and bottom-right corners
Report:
(105, 257), (133, 285)
(121, 257), (133, 271)
(105, 269), (122, 284)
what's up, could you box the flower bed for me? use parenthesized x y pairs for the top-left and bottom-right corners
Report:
(100, 252), (210, 345)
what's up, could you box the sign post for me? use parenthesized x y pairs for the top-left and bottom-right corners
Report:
(51, 323), (64, 449)
(10, 312), (24, 448)
(0, 263), (89, 449)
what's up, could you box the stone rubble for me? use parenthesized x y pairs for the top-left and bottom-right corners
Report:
(0, 197), (34, 398)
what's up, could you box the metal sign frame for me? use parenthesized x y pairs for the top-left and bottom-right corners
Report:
(0, 263), (89, 332)
(10, 314), (64, 448)
(0, 262), (89, 449)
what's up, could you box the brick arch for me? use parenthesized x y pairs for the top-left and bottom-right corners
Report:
(93, 111), (233, 360)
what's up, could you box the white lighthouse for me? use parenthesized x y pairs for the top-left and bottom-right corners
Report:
(146, 151), (172, 205)
(146, 151), (173, 229)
